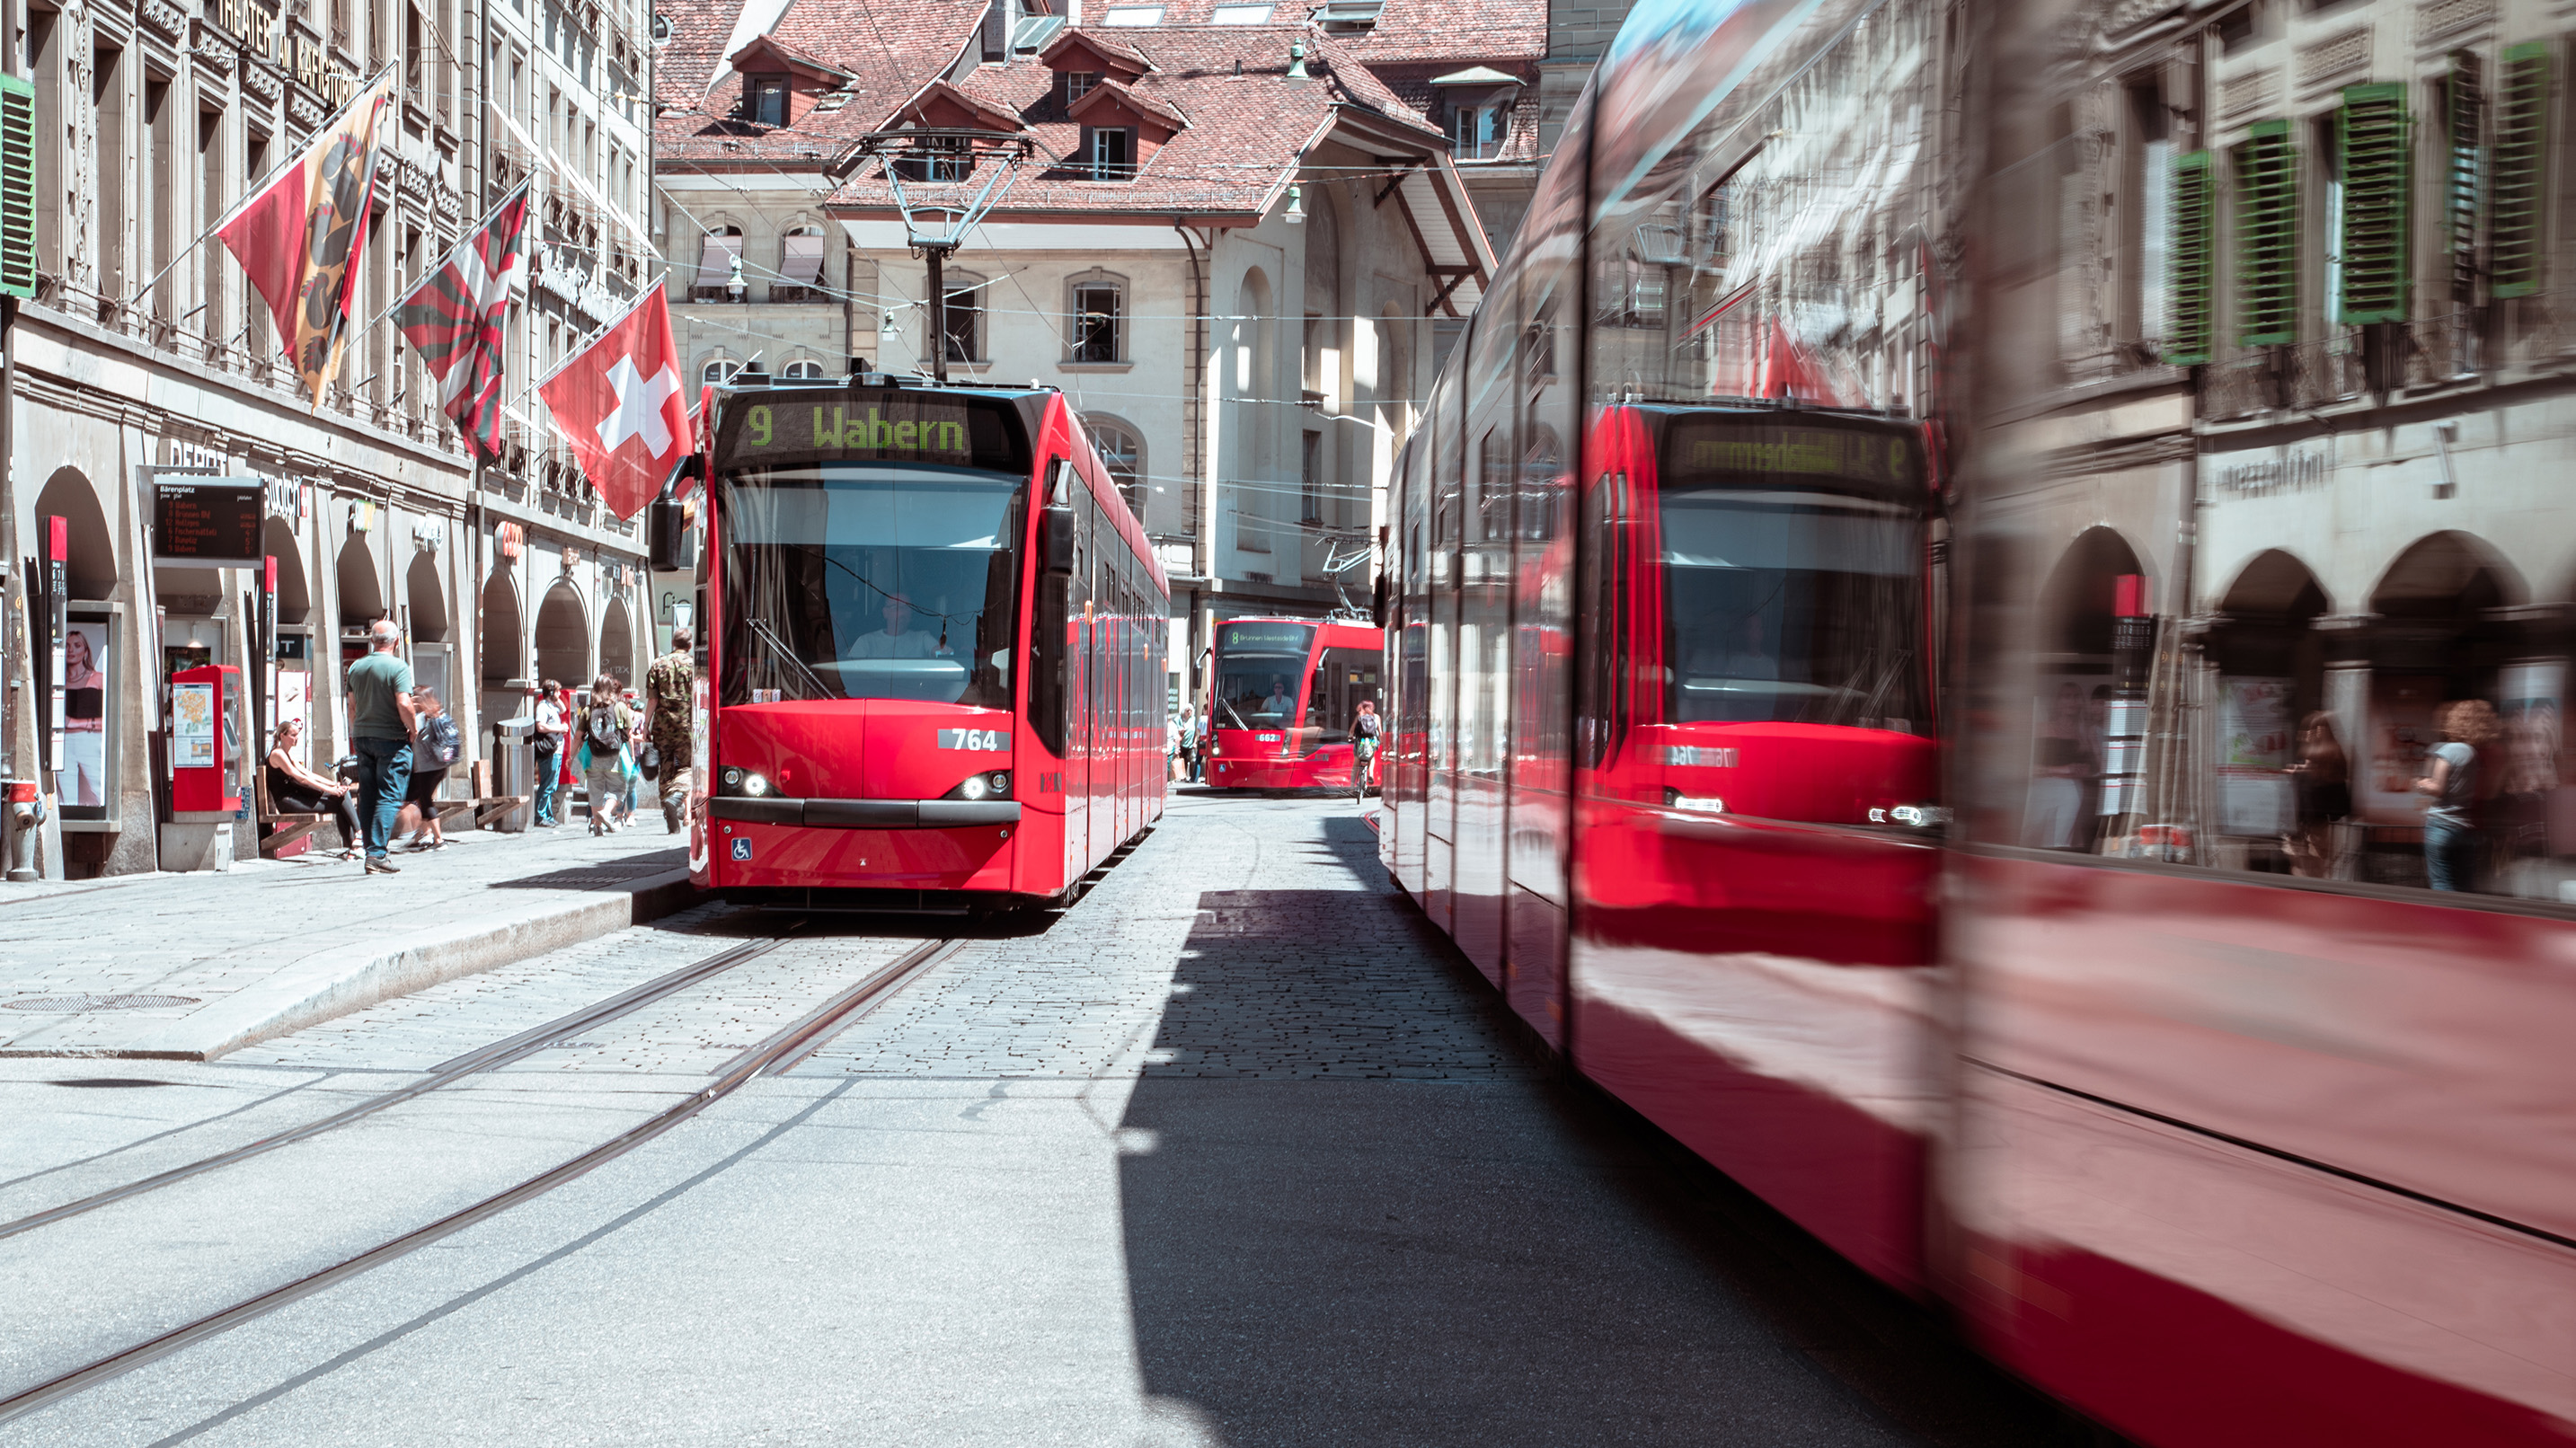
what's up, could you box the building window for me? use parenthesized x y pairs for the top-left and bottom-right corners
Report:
(1070, 275), (1125, 361)
(703, 356), (743, 385)
(1062, 70), (1099, 104)
(1447, 102), (1509, 162)
(1301, 431), (1324, 524)
(896, 135), (974, 182)
(1087, 416), (1146, 517)
(749, 76), (786, 126)
(777, 225), (827, 302)
(941, 273), (985, 362)
(1082, 126), (1136, 180)
(693, 225), (744, 302)
(1102, 6), (1160, 22)
(1212, 3), (1271, 19)
(782, 358), (828, 379)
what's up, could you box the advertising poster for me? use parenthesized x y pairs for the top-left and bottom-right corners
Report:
(276, 671), (311, 766)
(173, 681), (217, 770)
(2498, 662), (2563, 796)
(2360, 674), (2447, 825)
(59, 622), (108, 809)
(2217, 675), (2294, 836)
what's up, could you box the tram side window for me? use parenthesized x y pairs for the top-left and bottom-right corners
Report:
(1030, 459), (1073, 756)
(1307, 645), (1382, 745)
(1577, 473), (1625, 767)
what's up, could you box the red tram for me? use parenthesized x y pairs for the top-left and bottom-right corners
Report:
(667, 377), (1165, 911)
(1379, 0), (2576, 1438)
(1200, 616), (1384, 791)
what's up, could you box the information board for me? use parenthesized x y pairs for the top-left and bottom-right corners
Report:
(154, 479), (264, 567)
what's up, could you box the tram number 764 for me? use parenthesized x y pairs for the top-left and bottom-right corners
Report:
(937, 728), (1006, 751)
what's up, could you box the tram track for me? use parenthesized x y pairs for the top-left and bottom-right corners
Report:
(0, 926), (808, 1246)
(0, 931), (960, 1429)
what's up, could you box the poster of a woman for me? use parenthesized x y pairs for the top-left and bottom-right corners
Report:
(61, 623), (106, 808)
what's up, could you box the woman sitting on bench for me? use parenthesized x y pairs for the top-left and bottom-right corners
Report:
(265, 719), (361, 860)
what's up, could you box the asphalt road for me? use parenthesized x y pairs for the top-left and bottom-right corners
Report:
(0, 792), (2077, 1447)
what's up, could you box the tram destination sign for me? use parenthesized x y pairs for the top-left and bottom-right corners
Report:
(153, 478), (265, 569)
(719, 389), (1028, 474)
(1217, 622), (1316, 654)
(1668, 419), (1921, 490)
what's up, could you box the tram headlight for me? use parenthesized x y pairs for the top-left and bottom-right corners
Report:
(721, 768), (772, 798)
(943, 772), (1013, 801)
(1663, 788), (1725, 814)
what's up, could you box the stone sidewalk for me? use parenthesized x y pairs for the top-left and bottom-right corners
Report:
(0, 824), (699, 1061)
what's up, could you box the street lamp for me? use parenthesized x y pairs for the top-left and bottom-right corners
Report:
(725, 252), (747, 302)
(1284, 182), (1306, 225)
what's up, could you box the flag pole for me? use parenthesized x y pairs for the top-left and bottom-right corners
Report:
(361, 180), (534, 340)
(126, 64), (402, 312)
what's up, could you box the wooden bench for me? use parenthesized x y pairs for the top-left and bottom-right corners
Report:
(254, 773), (336, 859)
(461, 762), (527, 830)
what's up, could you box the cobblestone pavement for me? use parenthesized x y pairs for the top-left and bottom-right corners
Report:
(0, 793), (2066, 1448)
(805, 795), (1523, 1081)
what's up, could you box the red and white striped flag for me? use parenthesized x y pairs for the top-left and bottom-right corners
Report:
(394, 187), (530, 464)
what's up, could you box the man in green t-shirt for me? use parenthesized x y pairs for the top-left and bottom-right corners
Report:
(344, 618), (419, 874)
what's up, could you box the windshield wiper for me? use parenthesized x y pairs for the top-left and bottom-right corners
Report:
(746, 616), (835, 701)
(1217, 696), (1253, 729)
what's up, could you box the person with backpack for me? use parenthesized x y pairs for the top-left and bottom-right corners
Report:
(578, 675), (636, 834)
(1349, 698), (1382, 798)
(396, 687), (463, 851)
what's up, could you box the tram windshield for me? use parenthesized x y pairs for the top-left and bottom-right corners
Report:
(1211, 621), (1316, 730)
(1658, 422), (1929, 733)
(720, 464), (1025, 707)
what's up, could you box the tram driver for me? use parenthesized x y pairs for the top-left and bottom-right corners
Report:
(1260, 675), (1296, 720)
(845, 593), (949, 659)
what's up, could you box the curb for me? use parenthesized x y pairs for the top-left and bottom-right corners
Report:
(48, 870), (703, 1063)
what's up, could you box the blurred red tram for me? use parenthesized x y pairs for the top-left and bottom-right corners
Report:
(1200, 616), (1385, 791)
(665, 376), (1165, 912)
(1377, 0), (2576, 1439)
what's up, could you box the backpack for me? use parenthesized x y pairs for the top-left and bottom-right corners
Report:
(587, 703), (624, 750)
(421, 713), (460, 766)
(1355, 712), (1381, 738)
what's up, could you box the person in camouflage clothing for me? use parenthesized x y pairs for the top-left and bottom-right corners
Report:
(641, 626), (697, 834)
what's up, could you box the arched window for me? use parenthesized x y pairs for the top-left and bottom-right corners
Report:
(777, 224), (828, 302)
(1086, 416), (1146, 520)
(702, 354), (744, 386)
(1067, 270), (1126, 364)
(782, 358), (828, 379)
(693, 224), (745, 302)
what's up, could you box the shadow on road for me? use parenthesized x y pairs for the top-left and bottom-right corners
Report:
(1112, 808), (2081, 1448)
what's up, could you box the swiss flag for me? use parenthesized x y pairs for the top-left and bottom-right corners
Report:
(538, 289), (692, 521)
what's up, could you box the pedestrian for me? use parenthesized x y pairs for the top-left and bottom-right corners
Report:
(532, 679), (567, 826)
(579, 674), (636, 834)
(2416, 698), (2500, 892)
(621, 687), (644, 821)
(642, 627), (696, 833)
(1349, 697), (1382, 797)
(343, 619), (417, 875)
(396, 687), (462, 851)
(262, 719), (361, 860)
(1176, 710), (1198, 783)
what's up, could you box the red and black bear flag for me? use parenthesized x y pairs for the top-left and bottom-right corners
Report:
(394, 186), (531, 464)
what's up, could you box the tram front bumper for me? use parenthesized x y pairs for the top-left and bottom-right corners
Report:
(708, 798), (1024, 829)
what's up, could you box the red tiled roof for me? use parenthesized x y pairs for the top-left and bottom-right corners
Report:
(822, 25), (1444, 219)
(1320, 0), (1546, 61)
(653, 0), (987, 165)
(1036, 28), (1154, 75)
(1067, 76), (1191, 130)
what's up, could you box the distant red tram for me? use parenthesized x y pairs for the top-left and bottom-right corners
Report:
(676, 379), (1166, 911)
(1200, 616), (1384, 791)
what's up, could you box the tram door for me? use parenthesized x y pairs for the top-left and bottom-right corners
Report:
(1424, 380), (1463, 931)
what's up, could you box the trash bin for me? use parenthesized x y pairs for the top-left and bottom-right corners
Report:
(491, 716), (535, 833)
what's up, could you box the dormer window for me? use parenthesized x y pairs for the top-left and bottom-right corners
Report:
(1448, 102), (1508, 161)
(1063, 69), (1099, 103)
(750, 76), (787, 126)
(1083, 126), (1136, 180)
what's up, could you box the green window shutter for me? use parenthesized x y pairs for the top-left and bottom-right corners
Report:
(2491, 41), (2549, 299)
(2448, 51), (2483, 304)
(2235, 119), (2298, 347)
(2338, 83), (2412, 324)
(0, 73), (31, 301)
(2166, 149), (2215, 365)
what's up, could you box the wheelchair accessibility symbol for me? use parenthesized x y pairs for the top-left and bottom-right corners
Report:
(730, 837), (752, 861)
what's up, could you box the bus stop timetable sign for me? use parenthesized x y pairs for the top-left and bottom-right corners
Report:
(153, 479), (264, 568)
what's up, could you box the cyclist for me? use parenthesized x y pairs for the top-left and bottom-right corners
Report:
(1349, 698), (1382, 798)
